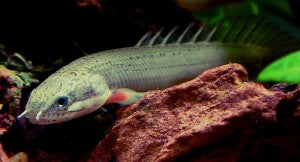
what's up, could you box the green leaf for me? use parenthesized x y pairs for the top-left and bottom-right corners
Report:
(257, 50), (300, 84)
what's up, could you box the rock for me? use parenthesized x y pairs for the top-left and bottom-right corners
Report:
(30, 150), (72, 162)
(0, 113), (15, 136)
(0, 143), (10, 162)
(0, 65), (38, 114)
(0, 65), (38, 136)
(0, 51), (38, 136)
(88, 63), (289, 161)
(10, 152), (28, 162)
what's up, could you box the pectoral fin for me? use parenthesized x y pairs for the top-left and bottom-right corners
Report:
(105, 88), (146, 106)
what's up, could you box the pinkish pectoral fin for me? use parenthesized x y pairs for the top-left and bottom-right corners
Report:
(105, 88), (146, 106)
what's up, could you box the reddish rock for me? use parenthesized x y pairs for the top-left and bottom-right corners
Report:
(89, 63), (288, 161)
(0, 65), (37, 136)
(30, 150), (72, 162)
(0, 143), (10, 162)
(0, 113), (15, 136)
(0, 65), (37, 114)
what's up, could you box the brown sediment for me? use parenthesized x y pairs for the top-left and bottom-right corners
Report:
(89, 63), (291, 161)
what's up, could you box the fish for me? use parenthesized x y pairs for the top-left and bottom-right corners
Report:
(17, 16), (300, 124)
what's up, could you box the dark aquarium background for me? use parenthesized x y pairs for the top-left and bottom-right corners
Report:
(0, 0), (300, 161)
(1, 0), (300, 80)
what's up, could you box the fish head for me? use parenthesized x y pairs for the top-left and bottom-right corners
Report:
(18, 69), (111, 124)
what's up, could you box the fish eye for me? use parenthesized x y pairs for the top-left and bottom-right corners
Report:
(57, 96), (68, 107)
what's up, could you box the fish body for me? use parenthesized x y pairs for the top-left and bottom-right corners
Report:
(81, 42), (266, 91)
(18, 18), (300, 124)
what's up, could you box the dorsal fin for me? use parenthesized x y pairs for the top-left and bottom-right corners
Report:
(204, 21), (221, 42)
(161, 26), (179, 46)
(189, 25), (204, 43)
(136, 23), (199, 47)
(135, 16), (300, 55)
(135, 31), (152, 47)
(148, 28), (164, 47)
(175, 23), (194, 44)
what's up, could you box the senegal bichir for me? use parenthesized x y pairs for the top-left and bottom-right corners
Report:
(17, 16), (300, 124)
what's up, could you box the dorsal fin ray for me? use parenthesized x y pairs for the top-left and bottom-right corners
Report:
(189, 25), (204, 43)
(135, 16), (300, 55)
(135, 31), (153, 47)
(176, 23), (194, 44)
(241, 18), (259, 43)
(161, 26), (179, 46)
(231, 17), (248, 42)
(148, 28), (164, 47)
(205, 21), (222, 42)
(218, 18), (240, 42)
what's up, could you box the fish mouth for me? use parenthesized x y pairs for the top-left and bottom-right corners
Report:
(26, 111), (76, 125)
(26, 107), (95, 125)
